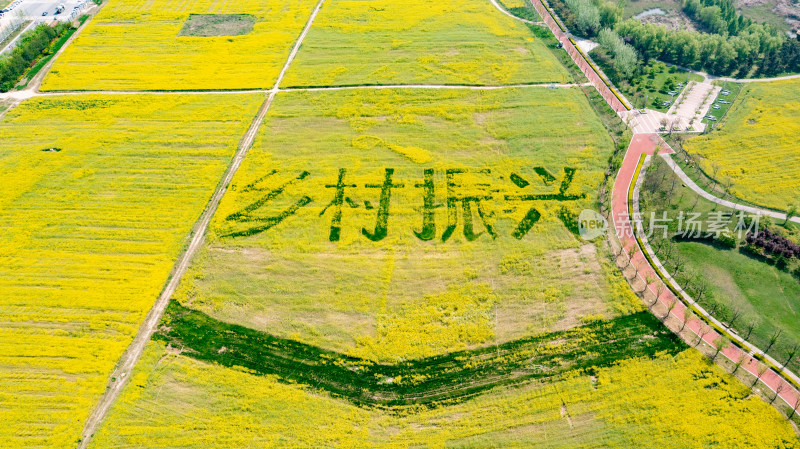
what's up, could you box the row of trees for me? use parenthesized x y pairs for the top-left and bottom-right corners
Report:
(595, 28), (637, 78)
(616, 19), (800, 77)
(0, 23), (68, 92)
(556, 0), (800, 78)
(552, 0), (621, 37)
(683, 0), (753, 36)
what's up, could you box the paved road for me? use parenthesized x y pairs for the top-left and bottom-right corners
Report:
(661, 152), (800, 224)
(530, 0), (628, 113)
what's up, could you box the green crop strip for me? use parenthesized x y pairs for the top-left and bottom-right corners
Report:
(156, 301), (683, 408)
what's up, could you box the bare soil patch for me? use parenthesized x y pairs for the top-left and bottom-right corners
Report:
(178, 14), (255, 37)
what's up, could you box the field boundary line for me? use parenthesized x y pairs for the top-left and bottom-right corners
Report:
(488, 0), (545, 25)
(1, 83), (589, 101)
(74, 0), (325, 446)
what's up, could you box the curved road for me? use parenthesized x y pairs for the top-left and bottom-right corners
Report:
(488, 0), (544, 25)
(612, 134), (800, 417)
(661, 152), (800, 224)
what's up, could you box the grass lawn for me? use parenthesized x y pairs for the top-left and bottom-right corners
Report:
(40, 0), (318, 91)
(677, 241), (800, 368)
(592, 58), (703, 112)
(640, 155), (800, 372)
(497, 0), (542, 22)
(702, 80), (743, 128)
(684, 78), (800, 212)
(0, 94), (263, 448)
(280, 0), (569, 87)
(171, 87), (638, 363)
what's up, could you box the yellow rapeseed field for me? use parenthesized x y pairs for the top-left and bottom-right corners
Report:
(172, 87), (640, 363)
(685, 79), (800, 212)
(0, 94), (263, 447)
(89, 342), (800, 448)
(40, 0), (318, 91)
(281, 0), (569, 87)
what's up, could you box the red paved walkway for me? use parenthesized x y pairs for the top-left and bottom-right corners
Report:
(530, 0), (628, 113)
(613, 134), (800, 411)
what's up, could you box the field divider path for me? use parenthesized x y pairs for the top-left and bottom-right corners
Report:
(488, 0), (545, 25)
(0, 83), (590, 102)
(28, 2), (107, 92)
(75, 0), (325, 446)
(661, 151), (800, 224)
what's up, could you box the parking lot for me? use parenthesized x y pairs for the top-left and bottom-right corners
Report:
(1, 0), (89, 23)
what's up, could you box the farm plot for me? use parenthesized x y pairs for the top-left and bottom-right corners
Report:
(684, 79), (800, 212)
(280, 0), (569, 87)
(87, 338), (800, 447)
(39, 0), (318, 91)
(170, 86), (639, 363)
(0, 93), (263, 447)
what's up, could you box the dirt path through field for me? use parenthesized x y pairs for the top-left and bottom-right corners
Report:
(74, 0), (326, 446)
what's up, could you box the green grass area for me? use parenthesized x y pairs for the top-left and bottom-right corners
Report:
(281, 0), (570, 87)
(676, 241), (800, 366)
(497, 0), (542, 22)
(640, 156), (800, 372)
(702, 80), (743, 128)
(172, 87), (638, 363)
(158, 301), (681, 407)
(592, 58), (703, 112)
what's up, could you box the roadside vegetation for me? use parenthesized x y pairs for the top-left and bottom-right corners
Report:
(553, 0), (800, 78)
(639, 155), (800, 373)
(0, 22), (71, 92)
(591, 57), (703, 111)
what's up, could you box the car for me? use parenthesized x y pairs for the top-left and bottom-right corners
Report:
(42, 11), (48, 15)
